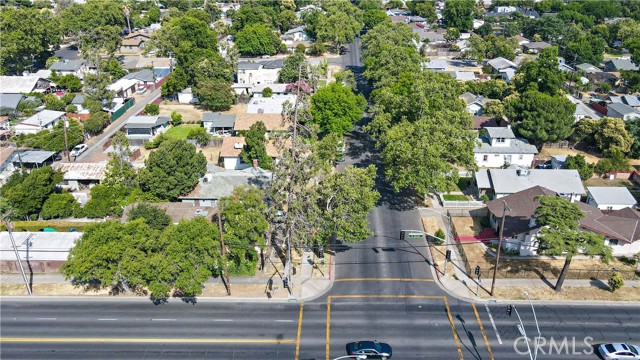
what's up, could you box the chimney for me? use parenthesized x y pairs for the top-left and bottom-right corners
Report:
(253, 159), (258, 168)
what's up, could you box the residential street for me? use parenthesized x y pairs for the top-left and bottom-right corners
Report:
(1, 39), (639, 360)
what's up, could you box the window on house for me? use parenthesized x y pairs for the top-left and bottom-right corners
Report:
(608, 239), (619, 246)
(483, 155), (488, 161)
(518, 154), (524, 160)
(496, 138), (505, 143)
(607, 206), (613, 211)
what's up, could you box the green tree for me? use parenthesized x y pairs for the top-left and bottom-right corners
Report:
(625, 118), (640, 159)
(279, 51), (308, 83)
(170, 111), (182, 126)
(442, 0), (475, 31)
(444, 27), (461, 43)
(316, 2), (363, 49)
(483, 100), (505, 117)
(262, 87), (273, 98)
(0, 166), (63, 219)
(0, 7), (61, 74)
(593, 117), (633, 154)
(104, 131), (137, 189)
(103, 58), (127, 80)
(186, 126), (211, 146)
(21, 118), (84, 152)
(463, 34), (518, 63)
(564, 33), (606, 66)
(316, 165), (380, 242)
(564, 155), (593, 181)
(58, 74), (82, 92)
(508, 90), (575, 148)
(193, 79), (234, 111)
(41, 192), (80, 220)
(128, 203), (172, 231)
(84, 112), (110, 136)
(408, 1), (437, 23)
(83, 184), (132, 218)
(147, 15), (218, 57)
(594, 149), (631, 175)
(380, 111), (477, 197)
(44, 95), (67, 111)
(308, 41), (327, 56)
(140, 139), (207, 200)
(235, 23), (282, 56)
(310, 82), (366, 135)
(241, 121), (273, 170)
(220, 186), (268, 275)
(534, 195), (612, 292)
(514, 46), (565, 95)
(161, 68), (189, 97)
(363, 9), (390, 29)
(277, 9), (297, 33)
(608, 272), (624, 292)
(144, 104), (160, 115)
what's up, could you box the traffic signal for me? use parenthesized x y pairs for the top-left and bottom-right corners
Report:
(506, 305), (513, 317)
(475, 265), (480, 276)
(445, 250), (451, 260)
(283, 277), (289, 289)
(400, 231), (405, 240)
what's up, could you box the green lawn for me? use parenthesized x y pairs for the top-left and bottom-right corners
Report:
(443, 194), (469, 201)
(164, 124), (200, 139)
(317, 80), (327, 88)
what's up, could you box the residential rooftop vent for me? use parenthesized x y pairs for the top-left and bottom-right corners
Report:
(517, 168), (529, 177)
(233, 142), (244, 149)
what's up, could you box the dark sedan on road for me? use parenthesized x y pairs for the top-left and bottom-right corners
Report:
(346, 340), (392, 359)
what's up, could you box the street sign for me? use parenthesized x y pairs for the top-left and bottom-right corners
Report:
(407, 233), (422, 238)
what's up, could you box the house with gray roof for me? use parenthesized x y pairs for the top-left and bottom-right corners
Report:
(604, 58), (639, 72)
(622, 95), (640, 109)
(9, 150), (56, 169)
(49, 59), (94, 79)
(0, 93), (24, 112)
(522, 41), (550, 53)
(14, 110), (65, 135)
(201, 113), (236, 135)
(607, 102), (640, 120)
(424, 59), (448, 71)
(124, 115), (170, 142)
(566, 95), (602, 121)
(0, 76), (52, 94)
(475, 167), (585, 202)
(586, 187), (637, 211)
(486, 186), (640, 256)
(576, 63), (601, 74)
(487, 57), (517, 73)
(474, 127), (537, 168)
(236, 59), (284, 86)
(460, 92), (490, 115)
(284, 26), (313, 42)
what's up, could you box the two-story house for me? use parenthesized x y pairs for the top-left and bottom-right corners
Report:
(236, 59), (284, 86)
(49, 59), (95, 79)
(284, 26), (313, 42)
(474, 127), (538, 168)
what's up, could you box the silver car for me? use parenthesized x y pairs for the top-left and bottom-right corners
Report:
(598, 343), (640, 359)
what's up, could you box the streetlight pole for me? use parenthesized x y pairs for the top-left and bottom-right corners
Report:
(217, 209), (231, 296)
(3, 217), (31, 295)
(490, 200), (510, 296)
(524, 291), (542, 360)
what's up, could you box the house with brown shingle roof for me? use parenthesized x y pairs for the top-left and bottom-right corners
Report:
(487, 186), (640, 256)
(218, 136), (287, 170)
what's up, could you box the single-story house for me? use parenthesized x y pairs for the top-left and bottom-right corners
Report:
(124, 31), (151, 42)
(0, 93), (24, 112)
(284, 26), (313, 42)
(622, 95), (640, 109)
(122, 56), (173, 71)
(246, 94), (297, 114)
(567, 95), (602, 121)
(550, 155), (567, 169)
(177, 87), (198, 104)
(607, 102), (640, 121)
(424, 59), (448, 72)
(53, 162), (107, 191)
(120, 38), (146, 53)
(218, 136), (284, 170)
(177, 166), (272, 207)
(487, 186), (640, 257)
(107, 78), (138, 98)
(124, 115), (170, 141)
(500, 68), (516, 83)
(49, 59), (94, 79)
(201, 113), (236, 135)
(236, 59), (284, 86)
(515, 35), (530, 46)
(0, 76), (52, 94)
(487, 57), (517, 73)
(1, 231), (82, 273)
(522, 41), (551, 53)
(450, 71), (477, 82)
(475, 167), (585, 202)
(460, 92), (490, 116)
(474, 127), (537, 168)
(586, 186), (637, 211)
(576, 63), (601, 74)
(14, 110), (66, 135)
(9, 150), (56, 169)
(604, 59), (639, 72)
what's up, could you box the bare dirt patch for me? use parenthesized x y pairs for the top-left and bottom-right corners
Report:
(430, 244), (456, 279)
(422, 217), (441, 234)
(451, 216), (485, 237)
(219, 103), (248, 115)
(159, 102), (205, 123)
(480, 285), (640, 302)
(461, 242), (638, 280)
(539, 147), (601, 164)
(134, 145), (220, 165)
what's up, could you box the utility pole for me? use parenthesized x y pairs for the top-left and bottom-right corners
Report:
(3, 216), (32, 295)
(63, 119), (70, 161)
(217, 209), (231, 296)
(490, 200), (510, 296)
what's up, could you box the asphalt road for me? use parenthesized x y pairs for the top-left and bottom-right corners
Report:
(1, 39), (639, 360)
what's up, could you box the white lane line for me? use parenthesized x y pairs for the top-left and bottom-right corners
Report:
(35, 318), (57, 321)
(151, 319), (176, 321)
(212, 319), (233, 322)
(274, 320), (294, 323)
(97, 319), (118, 321)
(485, 304), (502, 345)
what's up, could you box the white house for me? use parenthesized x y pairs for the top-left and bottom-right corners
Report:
(246, 94), (297, 114)
(49, 59), (94, 79)
(474, 127), (538, 168)
(607, 102), (640, 121)
(487, 187), (640, 257)
(284, 26), (313, 42)
(124, 115), (169, 142)
(236, 59), (284, 86)
(0, 75), (52, 94)
(567, 95), (602, 121)
(460, 92), (490, 115)
(487, 57), (518, 73)
(107, 78), (138, 98)
(14, 110), (65, 135)
(475, 167), (585, 202)
(586, 187), (637, 211)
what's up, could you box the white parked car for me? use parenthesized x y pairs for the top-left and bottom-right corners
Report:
(71, 144), (88, 157)
(598, 343), (640, 359)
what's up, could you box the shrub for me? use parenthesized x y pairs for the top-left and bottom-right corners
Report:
(144, 103), (160, 115)
(434, 228), (446, 240)
(308, 42), (326, 56)
(170, 111), (182, 126)
(41, 193), (80, 220)
(608, 272), (624, 292)
(128, 203), (171, 231)
(481, 194), (490, 203)
(65, 104), (78, 113)
(187, 127), (211, 146)
(295, 43), (306, 54)
(262, 87), (273, 98)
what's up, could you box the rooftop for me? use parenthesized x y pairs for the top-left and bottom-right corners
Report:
(218, 136), (284, 158)
(12, 150), (56, 164)
(0, 76), (49, 94)
(0, 93), (24, 110)
(123, 69), (156, 83)
(246, 94), (297, 114)
(0, 231), (81, 261)
(576, 63), (601, 74)
(20, 110), (65, 127)
(606, 58), (639, 71)
(486, 127), (516, 139)
(49, 59), (84, 72)
(472, 115), (499, 130)
(587, 186), (637, 206)
(201, 113), (236, 128)
(53, 162), (107, 181)
(486, 186), (556, 236)
(125, 115), (170, 129)
(487, 57), (517, 70)
(178, 166), (272, 201)
(608, 102), (638, 115)
(234, 113), (290, 131)
(479, 168), (585, 195)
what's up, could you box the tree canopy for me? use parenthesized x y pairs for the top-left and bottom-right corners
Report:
(442, 0), (475, 31)
(241, 121), (274, 170)
(514, 46), (565, 95)
(310, 82), (366, 135)
(235, 23), (283, 56)
(128, 204), (172, 231)
(0, 166), (63, 220)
